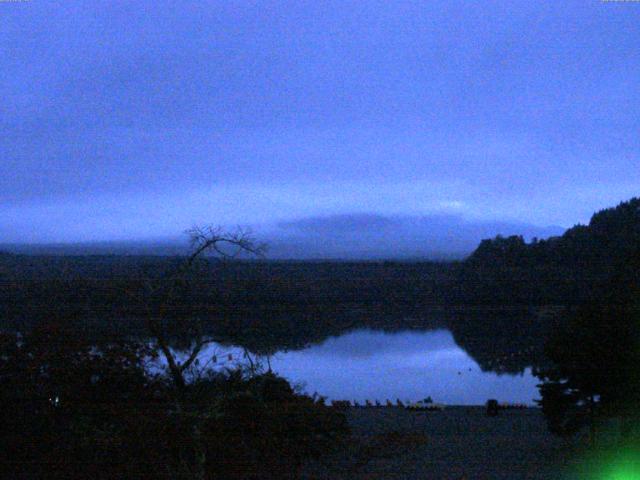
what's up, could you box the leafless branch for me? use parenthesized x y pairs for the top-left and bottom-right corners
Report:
(184, 225), (267, 268)
(143, 225), (267, 391)
(179, 337), (215, 373)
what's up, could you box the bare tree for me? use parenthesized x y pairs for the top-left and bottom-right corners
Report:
(131, 226), (266, 392)
(126, 226), (265, 480)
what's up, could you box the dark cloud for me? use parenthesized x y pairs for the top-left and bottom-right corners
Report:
(266, 213), (564, 259)
(278, 213), (396, 234)
(1, 1), (638, 242)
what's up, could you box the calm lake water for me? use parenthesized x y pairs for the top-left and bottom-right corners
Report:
(190, 328), (540, 406)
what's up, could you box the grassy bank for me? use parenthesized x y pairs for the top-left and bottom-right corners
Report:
(304, 406), (581, 479)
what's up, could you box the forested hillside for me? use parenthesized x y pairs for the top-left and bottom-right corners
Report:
(1, 198), (638, 333)
(460, 198), (640, 305)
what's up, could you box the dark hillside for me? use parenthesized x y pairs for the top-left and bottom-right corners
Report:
(1, 198), (638, 335)
(460, 197), (640, 305)
(0, 257), (458, 334)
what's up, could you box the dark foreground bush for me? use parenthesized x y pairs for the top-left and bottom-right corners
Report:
(0, 325), (349, 479)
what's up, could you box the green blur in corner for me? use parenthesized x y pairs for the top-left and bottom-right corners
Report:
(569, 444), (640, 480)
(604, 450), (640, 480)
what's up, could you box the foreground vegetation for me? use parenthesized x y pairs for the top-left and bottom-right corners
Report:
(0, 324), (349, 479)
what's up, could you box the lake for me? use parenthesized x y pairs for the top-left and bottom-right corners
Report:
(188, 328), (541, 406)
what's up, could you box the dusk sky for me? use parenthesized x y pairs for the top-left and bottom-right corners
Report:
(2, 1), (639, 244)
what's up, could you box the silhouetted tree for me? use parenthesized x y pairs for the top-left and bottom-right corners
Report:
(535, 246), (640, 444)
(129, 226), (266, 392)
(123, 226), (266, 478)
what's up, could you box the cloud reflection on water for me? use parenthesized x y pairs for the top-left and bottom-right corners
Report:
(269, 329), (539, 405)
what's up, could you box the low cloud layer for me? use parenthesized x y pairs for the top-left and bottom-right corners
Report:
(266, 213), (564, 259)
(2, 213), (564, 260)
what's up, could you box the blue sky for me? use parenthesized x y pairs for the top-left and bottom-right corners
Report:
(1, 0), (639, 243)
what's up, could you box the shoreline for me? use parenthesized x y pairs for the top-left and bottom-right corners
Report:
(304, 406), (577, 479)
